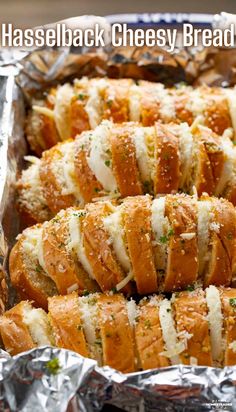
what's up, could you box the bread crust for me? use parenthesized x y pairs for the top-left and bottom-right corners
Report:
(103, 79), (132, 123)
(74, 136), (103, 203)
(194, 127), (225, 196)
(164, 195), (198, 291)
(40, 144), (75, 214)
(173, 290), (212, 366)
(82, 202), (132, 293)
(48, 293), (88, 357)
(0, 301), (35, 355)
(135, 299), (169, 369)
(154, 123), (180, 194)
(204, 198), (236, 287)
(10, 232), (57, 310)
(110, 125), (143, 197)
(42, 210), (98, 295)
(98, 294), (135, 373)
(123, 196), (158, 294)
(220, 288), (236, 366)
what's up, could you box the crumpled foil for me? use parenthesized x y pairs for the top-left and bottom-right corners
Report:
(0, 346), (236, 412)
(1, 12), (236, 412)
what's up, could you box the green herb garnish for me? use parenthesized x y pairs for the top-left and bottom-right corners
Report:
(104, 160), (111, 167)
(229, 298), (236, 307)
(159, 228), (174, 244)
(46, 358), (61, 375)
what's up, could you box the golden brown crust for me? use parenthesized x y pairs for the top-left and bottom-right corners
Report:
(154, 123), (180, 194)
(9, 234), (57, 310)
(48, 293), (88, 357)
(74, 137), (103, 203)
(164, 195), (198, 292)
(123, 196), (158, 294)
(174, 290), (213, 366)
(102, 79), (132, 123)
(98, 294), (135, 373)
(110, 125), (143, 198)
(42, 210), (98, 296)
(82, 202), (132, 293)
(205, 198), (236, 287)
(40, 144), (75, 214)
(220, 288), (236, 366)
(194, 128), (225, 197)
(135, 300), (169, 369)
(204, 92), (232, 136)
(0, 301), (35, 355)
(70, 96), (90, 136)
(172, 90), (194, 125)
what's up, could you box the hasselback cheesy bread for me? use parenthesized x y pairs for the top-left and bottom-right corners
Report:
(26, 77), (236, 155)
(17, 120), (236, 225)
(10, 194), (236, 308)
(1, 287), (236, 371)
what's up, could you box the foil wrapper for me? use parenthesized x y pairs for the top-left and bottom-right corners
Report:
(1, 13), (236, 412)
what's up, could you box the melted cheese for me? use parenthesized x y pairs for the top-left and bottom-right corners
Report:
(85, 79), (107, 128)
(133, 127), (152, 183)
(128, 84), (141, 122)
(151, 197), (169, 271)
(87, 121), (118, 192)
(54, 84), (74, 140)
(67, 213), (94, 279)
(215, 135), (236, 196)
(206, 286), (223, 365)
(79, 295), (102, 364)
(59, 142), (84, 203)
(152, 84), (176, 121)
(225, 88), (236, 136)
(103, 207), (131, 273)
(177, 123), (194, 188)
(197, 200), (212, 276)
(126, 299), (137, 327)
(159, 299), (183, 364)
(32, 105), (55, 120)
(23, 303), (53, 345)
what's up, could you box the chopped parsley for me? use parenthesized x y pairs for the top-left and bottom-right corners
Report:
(106, 99), (113, 107)
(94, 187), (100, 193)
(111, 287), (117, 294)
(73, 211), (86, 218)
(82, 289), (90, 296)
(229, 298), (236, 307)
(227, 232), (233, 240)
(77, 93), (86, 101)
(46, 358), (61, 375)
(94, 339), (102, 346)
(144, 320), (152, 329)
(77, 324), (83, 331)
(186, 285), (195, 292)
(104, 160), (111, 167)
(159, 228), (174, 244)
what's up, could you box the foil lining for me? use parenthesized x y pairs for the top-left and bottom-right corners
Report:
(0, 12), (236, 412)
(0, 346), (235, 411)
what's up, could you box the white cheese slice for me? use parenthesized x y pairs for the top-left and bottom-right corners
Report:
(87, 120), (118, 192)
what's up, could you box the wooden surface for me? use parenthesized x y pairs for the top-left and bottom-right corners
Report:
(1, 0), (236, 28)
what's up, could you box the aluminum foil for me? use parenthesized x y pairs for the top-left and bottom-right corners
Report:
(1, 12), (236, 412)
(0, 346), (235, 411)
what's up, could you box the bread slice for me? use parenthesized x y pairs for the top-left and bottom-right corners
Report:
(164, 194), (198, 291)
(173, 290), (212, 366)
(74, 131), (103, 203)
(122, 195), (158, 294)
(0, 301), (53, 355)
(102, 79), (132, 123)
(42, 209), (99, 296)
(135, 296), (169, 369)
(48, 293), (88, 357)
(82, 202), (132, 293)
(204, 198), (236, 287)
(110, 124), (143, 197)
(154, 123), (180, 194)
(40, 143), (76, 214)
(220, 287), (236, 366)
(98, 293), (135, 373)
(10, 226), (58, 309)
